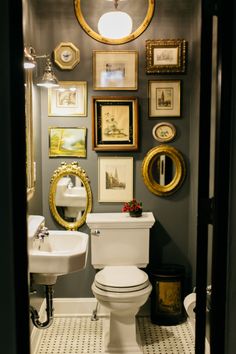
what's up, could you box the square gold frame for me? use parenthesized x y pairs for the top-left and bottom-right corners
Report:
(146, 39), (187, 74)
(48, 81), (87, 117)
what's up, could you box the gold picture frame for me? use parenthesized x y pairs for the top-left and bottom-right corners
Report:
(49, 127), (87, 158)
(48, 81), (87, 116)
(92, 96), (138, 151)
(98, 156), (133, 202)
(53, 42), (80, 70)
(146, 39), (187, 74)
(149, 80), (181, 117)
(93, 50), (138, 90)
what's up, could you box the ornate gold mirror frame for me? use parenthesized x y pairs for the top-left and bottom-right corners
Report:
(142, 145), (186, 196)
(25, 70), (35, 200)
(74, 0), (155, 45)
(49, 162), (92, 230)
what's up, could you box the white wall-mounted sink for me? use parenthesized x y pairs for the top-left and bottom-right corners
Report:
(28, 216), (88, 284)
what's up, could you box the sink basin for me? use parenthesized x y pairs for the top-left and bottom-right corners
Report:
(28, 229), (88, 284)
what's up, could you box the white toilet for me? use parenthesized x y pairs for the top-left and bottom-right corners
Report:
(86, 212), (155, 354)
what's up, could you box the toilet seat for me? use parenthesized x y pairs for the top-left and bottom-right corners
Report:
(95, 266), (150, 293)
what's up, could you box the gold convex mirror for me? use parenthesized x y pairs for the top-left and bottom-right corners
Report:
(49, 162), (92, 230)
(74, 0), (155, 45)
(142, 145), (186, 196)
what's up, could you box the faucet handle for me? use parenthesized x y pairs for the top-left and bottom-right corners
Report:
(41, 227), (49, 236)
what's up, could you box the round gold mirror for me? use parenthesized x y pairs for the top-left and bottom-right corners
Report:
(49, 162), (92, 230)
(74, 0), (155, 45)
(142, 145), (186, 196)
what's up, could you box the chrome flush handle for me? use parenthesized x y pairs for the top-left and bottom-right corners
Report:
(92, 229), (101, 237)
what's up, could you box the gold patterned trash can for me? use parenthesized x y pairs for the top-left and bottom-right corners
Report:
(149, 264), (186, 325)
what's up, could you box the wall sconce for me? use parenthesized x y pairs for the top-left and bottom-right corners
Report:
(24, 46), (59, 88)
(98, 0), (132, 39)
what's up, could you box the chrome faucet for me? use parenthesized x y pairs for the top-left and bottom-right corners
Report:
(34, 226), (49, 244)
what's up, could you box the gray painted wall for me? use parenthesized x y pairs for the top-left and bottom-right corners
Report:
(28, 0), (200, 298)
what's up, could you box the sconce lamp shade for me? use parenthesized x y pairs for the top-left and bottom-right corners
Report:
(37, 58), (59, 88)
(98, 11), (133, 39)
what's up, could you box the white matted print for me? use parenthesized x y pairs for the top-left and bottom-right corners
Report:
(48, 81), (87, 116)
(98, 156), (133, 202)
(93, 51), (138, 90)
(149, 80), (181, 117)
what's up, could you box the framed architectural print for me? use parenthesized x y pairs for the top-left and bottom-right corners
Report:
(152, 122), (176, 142)
(49, 127), (87, 157)
(93, 50), (138, 90)
(48, 81), (87, 116)
(98, 156), (133, 202)
(53, 42), (80, 70)
(148, 80), (181, 117)
(146, 39), (187, 74)
(92, 96), (138, 151)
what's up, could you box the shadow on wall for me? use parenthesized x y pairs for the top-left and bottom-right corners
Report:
(148, 221), (192, 294)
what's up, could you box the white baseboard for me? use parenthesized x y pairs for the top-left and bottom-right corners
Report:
(30, 297), (150, 354)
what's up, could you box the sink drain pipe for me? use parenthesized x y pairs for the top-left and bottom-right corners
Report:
(30, 285), (54, 329)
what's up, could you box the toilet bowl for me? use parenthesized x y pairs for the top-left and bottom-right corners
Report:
(92, 266), (152, 354)
(86, 212), (155, 354)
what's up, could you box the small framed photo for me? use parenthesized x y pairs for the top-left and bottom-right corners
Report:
(49, 127), (87, 157)
(146, 39), (187, 74)
(152, 122), (176, 142)
(92, 96), (138, 151)
(98, 156), (133, 202)
(48, 81), (87, 116)
(148, 80), (181, 117)
(93, 50), (138, 90)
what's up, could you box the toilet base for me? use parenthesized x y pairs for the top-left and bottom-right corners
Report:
(103, 314), (142, 354)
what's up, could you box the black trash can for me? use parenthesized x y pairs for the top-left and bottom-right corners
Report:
(149, 264), (186, 325)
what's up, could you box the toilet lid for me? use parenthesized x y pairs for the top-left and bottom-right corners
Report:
(94, 266), (149, 292)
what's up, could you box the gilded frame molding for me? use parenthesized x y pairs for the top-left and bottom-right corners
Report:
(146, 39), (187, 74)
(49, 162), (92, 230)
(142, 145), (186, 196)
(74, 0), (155, 45)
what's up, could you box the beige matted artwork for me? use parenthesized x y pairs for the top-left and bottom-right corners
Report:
(92, 96), (138, 151)
(48, 81), (87, 116)
(49, 127), (87, 157)
(148, 80), (181, 117)
(93, 50), (138, 90)
(98, 156), (133, 202)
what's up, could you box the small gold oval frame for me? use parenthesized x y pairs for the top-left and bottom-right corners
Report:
(74, 0), (155, 45)
(152, 122), (176, 143)
(142, 145), (186, 196)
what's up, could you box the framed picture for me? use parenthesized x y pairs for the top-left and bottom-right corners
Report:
(152, 122), (176, 142)
(98, 156), (133, 202)
(93, 50), (138, 90)
(48, 81), (87, 116)
(146, 39), (187, 74)
(148, 80), (181, 117)
(92, 96), (138, 151)
(53, 42), (80, 70)
(48, 127), (87, 157)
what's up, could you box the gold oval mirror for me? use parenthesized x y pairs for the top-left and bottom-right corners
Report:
(49, 162), (92, 230)
(142, 145), (186, 196)
(74, 0), (155, 45)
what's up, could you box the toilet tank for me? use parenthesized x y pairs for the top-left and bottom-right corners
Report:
(86, 212), (155, 269)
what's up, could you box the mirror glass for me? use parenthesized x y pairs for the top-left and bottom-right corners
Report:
(74, 0), (155, 44)
(49, 162), (92, 230)
(142, 145), (186, 196)
(25, 70), (35, 200)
